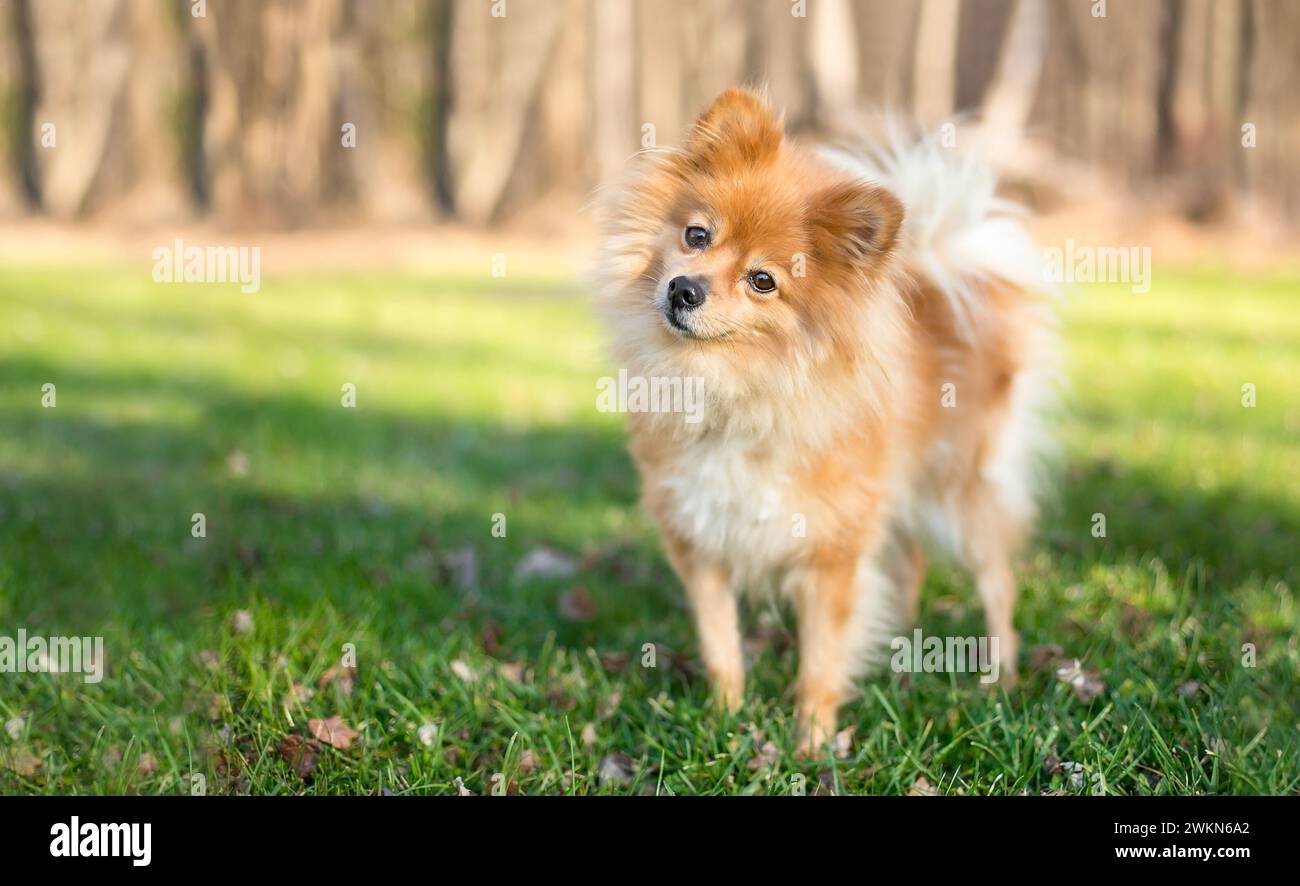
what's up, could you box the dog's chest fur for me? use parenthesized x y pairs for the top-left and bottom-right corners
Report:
(654, 433), (802, 580)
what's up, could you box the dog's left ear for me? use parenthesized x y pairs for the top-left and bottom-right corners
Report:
(811, 180), (904, 264)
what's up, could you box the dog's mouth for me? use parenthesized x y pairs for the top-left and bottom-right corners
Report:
(662, 307), (732, 342)
(664, 309), (694, 335)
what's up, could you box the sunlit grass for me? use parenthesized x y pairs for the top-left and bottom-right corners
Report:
(0, 260), (1296, 794)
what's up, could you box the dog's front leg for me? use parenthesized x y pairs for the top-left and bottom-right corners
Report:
(664, 534), (744, 711)
(793, 554), (859, 756)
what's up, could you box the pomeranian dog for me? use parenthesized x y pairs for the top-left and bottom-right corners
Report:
(597, 88), (1057, 753)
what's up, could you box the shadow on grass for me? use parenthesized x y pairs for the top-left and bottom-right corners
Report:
(1, 354), (1296, 656)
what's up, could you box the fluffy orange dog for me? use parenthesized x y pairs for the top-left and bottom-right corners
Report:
(597, 88), (1057, 753)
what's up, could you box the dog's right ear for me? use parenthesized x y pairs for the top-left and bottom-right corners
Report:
(683, 88), (782, 170)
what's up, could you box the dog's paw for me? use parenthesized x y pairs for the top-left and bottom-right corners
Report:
(710, 672), (745, 714)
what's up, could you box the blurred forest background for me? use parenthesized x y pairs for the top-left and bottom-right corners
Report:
(0, 0), (1298, 233)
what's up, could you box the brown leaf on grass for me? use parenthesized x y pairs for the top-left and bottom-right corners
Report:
(308, 716), (359, 750)
(598, 691), (622, 719)
(196, 649), (221, 672)
(497, 661), (526, 683)
(1042, 754), (1063, 775)
(517, 749), (540, 774)
(545, 688), (576, 711)
(225, 449), (250, 478)
(557, 586), (598, 623)
(746, 741), (779, 771)
(282, 682), (315, 709)
(597, 753), (636, 788)
(1055, 659), (1105, 702)
(813, 770), (838, 796)
(1029, 644), (1066, 671)
(3, 748), (42, 777)
(580, 723), (597, 749)
(908, 776), (939, 796)
(479, 620), (503, 656)
(598, 651), (629, 673)
(318, 663), (355, 697)
(513, 547), (577, 584)
(450, 659), (477, 683)
(276, 735), (322, 778)
(136, 753), (158, 776)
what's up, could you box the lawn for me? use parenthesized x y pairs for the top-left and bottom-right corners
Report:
(0, 257), (1297, 795)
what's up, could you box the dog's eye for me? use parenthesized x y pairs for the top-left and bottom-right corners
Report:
(684, 226), (710, 249)
(749, 270), (776, 293)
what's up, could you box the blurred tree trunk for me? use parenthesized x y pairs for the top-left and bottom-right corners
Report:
(1244, 0), (1300, 219)
(913, 0), (961, 124)
(0, 0), (39, 212)
(853, 0), (919, 110)
(592, 0), (636, 184)
(446, 0), (561, 224)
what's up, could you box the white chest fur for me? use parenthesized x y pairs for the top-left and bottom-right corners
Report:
(654, 434), (801, 582)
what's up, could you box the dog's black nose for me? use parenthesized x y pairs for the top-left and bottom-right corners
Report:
(668, 275), (707, 310)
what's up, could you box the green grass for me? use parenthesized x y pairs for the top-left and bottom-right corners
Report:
(0, 259), (1296, 795)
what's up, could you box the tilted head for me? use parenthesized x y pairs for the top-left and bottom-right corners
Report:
(599, 88), (906, 408)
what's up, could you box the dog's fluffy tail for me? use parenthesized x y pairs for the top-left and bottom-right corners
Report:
(820, 126), (1052, 337)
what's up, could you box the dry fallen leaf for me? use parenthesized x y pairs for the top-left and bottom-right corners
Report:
(228, 609), (254, 635)
(746, 741), (780, 771)
(276, 735), (322, 778)
(497, 661), (526, 683)
(450, 659), (477, 683)
(136, 753), (158, 776)
(308, 716), (360, 750)
(580, 723), (597, 749)
(513, 547), (578, 583)
(3, 748), (42, 777)
(908, 776), (939, 796)
(598, 691), (622, 719)
(1029, 644), (1066, 671)
(282, 682), (315, 709)
(225, 449), (250, 477)
(1055, 659), (1105, 702)
(517, 749), (540, 774)
(318, 663), (356, 697)
(196, 649), (221, 672)
(597, 753), (636, 788)
(557, 586), (598, 623)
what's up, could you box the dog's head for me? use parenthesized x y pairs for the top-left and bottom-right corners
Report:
(600, 88), (905, 396)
